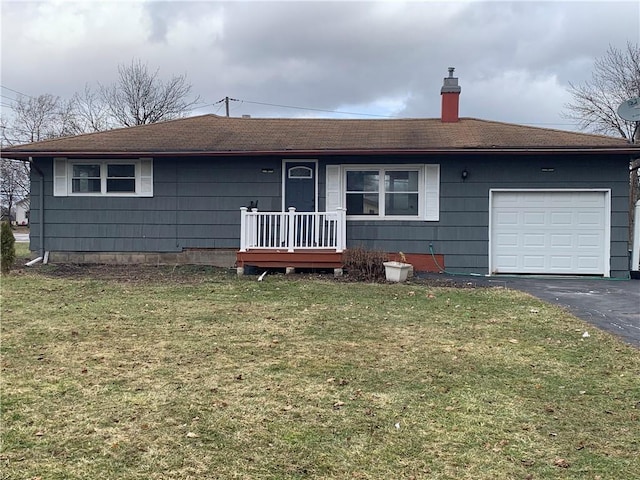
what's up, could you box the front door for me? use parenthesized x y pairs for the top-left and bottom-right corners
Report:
(284, 161), (316, 212)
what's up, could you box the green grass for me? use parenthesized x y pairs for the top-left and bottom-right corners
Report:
(13, 242), (31, 260)
(1, 266), (639, 479)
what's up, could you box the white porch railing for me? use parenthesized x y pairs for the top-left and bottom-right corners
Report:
(240, 207), (346, 253)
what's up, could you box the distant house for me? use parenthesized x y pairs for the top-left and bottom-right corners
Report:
(15, 197), (29, 225)
(2, 69), (638, 278)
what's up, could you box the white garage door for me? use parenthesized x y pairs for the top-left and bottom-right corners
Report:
(490, 190), (609, 276)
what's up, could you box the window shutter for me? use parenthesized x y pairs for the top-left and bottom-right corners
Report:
(139, 158), (153, 197)
(424, 164), (440, 221)
(53, 157), (68, 197)
(325, 165), (342, 211)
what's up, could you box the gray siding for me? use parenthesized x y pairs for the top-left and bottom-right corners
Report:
(30, 152), (631, 277)
(320, 154), (631, 278)
(30, 156), (283, 253)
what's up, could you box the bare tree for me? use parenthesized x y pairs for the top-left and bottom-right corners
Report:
(1, 93), (73, 145)
(99, 59), (200, 127)
(1, 60), (201, 218)
(0, 159), (30, 225)
(564, 42), (640, 243)
(564, 42), (640, 140)
(67, 84), (112, 134)
(0, 93), (74, 221)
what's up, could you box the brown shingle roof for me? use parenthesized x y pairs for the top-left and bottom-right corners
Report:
(2, 114), (636, 158)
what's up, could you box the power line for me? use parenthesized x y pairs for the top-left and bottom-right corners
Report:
(0, 85), (32, 99)
(192, 97), (399, 118)
(236, 98), (399, 118)
(189, 96), (587, 127)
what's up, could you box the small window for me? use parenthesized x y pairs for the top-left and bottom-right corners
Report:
(385, 171), (419, 216)
(72, 164), (101, 193)
(107, 164), (136, 192)
(346, 171), (379, 215)
(288, 166), (313, 179)
(59, 158), (153, 197)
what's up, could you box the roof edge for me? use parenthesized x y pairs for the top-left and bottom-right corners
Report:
(3, 145), (639, 160)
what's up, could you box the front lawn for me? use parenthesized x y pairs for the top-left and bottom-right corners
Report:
(1, 266), (638, 479)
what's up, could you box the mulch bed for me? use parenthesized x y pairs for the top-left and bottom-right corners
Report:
(12, 260), (485, 288)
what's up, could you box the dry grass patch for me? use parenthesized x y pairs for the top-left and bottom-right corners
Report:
(1, 266), (639, 479)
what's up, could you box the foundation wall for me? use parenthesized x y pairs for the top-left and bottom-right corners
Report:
(47, 249), (237, 268)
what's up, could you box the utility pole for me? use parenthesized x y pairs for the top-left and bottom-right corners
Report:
(225, 96), (230, 117)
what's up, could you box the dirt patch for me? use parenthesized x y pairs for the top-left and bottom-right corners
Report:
(24, 263), (235, 284)
(18, 263), (484, 288)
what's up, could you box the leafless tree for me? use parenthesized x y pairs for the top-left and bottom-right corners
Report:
(564, 42), (640, 140)
(99, 58), (200, 127)
(1, 59), (201, 218)
(0, 93), (75, 220)
(1, 93), (74, 145)
(67, 84), (112, 134)
(0, 159), (30, 225)
(564, 42), (640, 242)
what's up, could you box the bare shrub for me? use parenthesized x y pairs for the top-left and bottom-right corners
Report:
(342, 246), (388, 282)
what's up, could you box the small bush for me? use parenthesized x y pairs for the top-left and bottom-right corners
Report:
(342, 246), (388, 282)
(1, 221), (16, 274)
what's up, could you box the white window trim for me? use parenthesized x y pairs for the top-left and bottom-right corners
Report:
(54, 157), (153, 197)
(326, 164), (440, 221)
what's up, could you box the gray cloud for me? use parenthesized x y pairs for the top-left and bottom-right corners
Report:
(1, 1), (638, 130)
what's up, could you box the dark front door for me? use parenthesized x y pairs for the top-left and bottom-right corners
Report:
(284, 161), (316, 212)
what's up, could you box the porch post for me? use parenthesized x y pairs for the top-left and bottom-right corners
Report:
(336, 207), (346, 253)
(287, 207), (296, 252)
(239, 207), (248, 252)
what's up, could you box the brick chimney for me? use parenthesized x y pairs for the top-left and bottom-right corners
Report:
(441, 67), (461, 123)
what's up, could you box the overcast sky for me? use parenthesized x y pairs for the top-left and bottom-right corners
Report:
(1, 0), (638, 132)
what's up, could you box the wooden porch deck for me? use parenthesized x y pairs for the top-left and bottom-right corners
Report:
(237, 249), (343, 269)
(236, 250), (445, 273)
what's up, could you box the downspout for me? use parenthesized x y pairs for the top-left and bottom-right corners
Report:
(29, 157), (45, 259)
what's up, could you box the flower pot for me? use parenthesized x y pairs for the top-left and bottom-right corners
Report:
(383, 261), (412, 282)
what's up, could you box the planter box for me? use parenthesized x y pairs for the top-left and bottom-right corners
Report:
(383, 261), (412, 282)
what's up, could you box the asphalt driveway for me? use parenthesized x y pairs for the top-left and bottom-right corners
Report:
(482, 276), (639, 347)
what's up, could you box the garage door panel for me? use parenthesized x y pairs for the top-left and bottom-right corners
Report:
(523, 234), (545, 247)
(495, 211), (519, 226)
(496, 233), (518, 247)
(578, 234), (601, 248)
(548, 256), (572, 269)
(550, 212), (572, 225)
(524, 212), (545, 225)
(550, 234), (572, 247)
(577, 256), (600, 269)
(491, 191), (607, 275)
(574, 192), (605, 206)
(495, 255), (518, 269)
(523, 256), (545, 269)
(577, 211), (604, 226)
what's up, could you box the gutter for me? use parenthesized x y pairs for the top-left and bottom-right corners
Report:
(3, 146), (639, 159)
(28, 157), (46, 259)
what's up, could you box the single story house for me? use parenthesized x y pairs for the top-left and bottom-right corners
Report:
(14, 197), (29, 225)
(2, 70), (638, 278)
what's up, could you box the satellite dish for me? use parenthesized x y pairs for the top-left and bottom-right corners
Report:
(617, 97), (640, 121)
